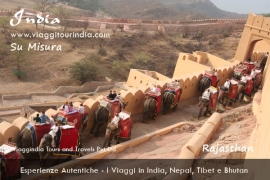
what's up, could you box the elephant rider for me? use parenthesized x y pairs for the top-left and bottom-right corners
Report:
(107, 113), (120, 132)
(254, 61), (259, 68)
(40, 111), (49, 124)
(107, 90), (114, 100)
(151, 85), (157, 93)
(34, 113), (41, 123)
(78, 103), (87, 124)
(214, 69), (219, 86)
(239, 74), (247, 88)
(116, 93), (124, 111)
(250, 69), (256, 80)
(48, 122), (59, 148)
(222, 79), (230, 92)
(48, 114), (55, 127)
(155, 85), (161, 96)
(62, 101), (69, 113)
(238, 62), (243, 68)
(199, 89), (211, 106)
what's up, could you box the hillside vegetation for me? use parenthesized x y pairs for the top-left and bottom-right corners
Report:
(67, 0), (246, 20)
(0, 0), (246, 20)
(0, 19), (239, 85)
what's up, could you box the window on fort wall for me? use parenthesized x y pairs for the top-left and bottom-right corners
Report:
(185, 86), (187, 89)
(183, 56), (186, 60)
(140, 81), (142, 84)
(135, 99), (138, 103)
(8, 138), (12, 142)
(134, 76), (136, 79)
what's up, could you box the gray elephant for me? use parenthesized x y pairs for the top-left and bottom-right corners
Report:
(90, 105), (110, 137)
(39, 132), (82, 166)
(142, 97), (157, 123)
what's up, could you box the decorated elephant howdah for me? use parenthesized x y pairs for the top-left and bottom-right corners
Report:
(142, 92), (161, 123)
(0, 142), (23, 180)
(198, 86), (218, 120)
(39, 124), (81, 166)
(17, 122), (51, 152)
(163, 86), (182, 115)
(103, 111), (132, 148)
(90, 98), (121, 137)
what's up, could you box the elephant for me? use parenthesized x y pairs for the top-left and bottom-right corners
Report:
(232, 71), (242, 81)
(236, 83), (248, 102)
(163, 91), (178, 115)
(254, 72), (262, 90)
(198, 77), (211, 94)
(102, 124), (120, 148)
(17, 126), (35, 153)
(260, 56), (267, 74)
(80, 113), (90, 133)
(90, 105), (110, 137)
(142, 97), (157, 123)
(198, 96), (210, 120)
(39, 133), (82, 166)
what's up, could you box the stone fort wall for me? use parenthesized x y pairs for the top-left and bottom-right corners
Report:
(0, 9), (246, 33)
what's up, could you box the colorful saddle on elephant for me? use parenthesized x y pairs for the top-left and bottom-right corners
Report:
(208, 86), (218, 111)
(116, 111), (132, 142)
(0, 143), (21, 179)
(244, 75), (253, 95)
(203, 72), (217, 87)
(57, 110), (82, 131)
(228, 79), (239, 100)
(101, 98), (121, 119)
(146, 92), (161, 115)
(243, 61), (255, 73)
(54, 125), (80, 156)
(26, 123), (51, 148)
(165, 87), (182, 105)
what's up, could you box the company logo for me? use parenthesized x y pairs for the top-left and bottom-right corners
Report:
(10, 9), (60, 27)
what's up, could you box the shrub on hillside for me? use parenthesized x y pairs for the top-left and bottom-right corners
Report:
(135, 52), (150, 65)
(13, 69), (26, 79)
(98, 47), (107, 56)
(69, 56), (99, 84)
(112, 60), (132, 79)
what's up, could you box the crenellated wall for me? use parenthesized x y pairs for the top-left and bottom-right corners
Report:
(227, 14), (270, 180)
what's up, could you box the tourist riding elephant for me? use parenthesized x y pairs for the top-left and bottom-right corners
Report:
(90, 105), (110, 137)
(163, 91), (177, 115)
(142, 97), (157, 123)
(198, 77), (211, 94)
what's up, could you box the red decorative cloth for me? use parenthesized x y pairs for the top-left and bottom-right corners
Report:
(1, 150), (20, 178)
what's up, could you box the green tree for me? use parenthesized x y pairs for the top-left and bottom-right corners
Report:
(135, 52), (150, 65)
(0, 17), (10, 32)
(112, 60), (132, 79)
(11, 39), (30, 79)
(69, 55), (100, 83)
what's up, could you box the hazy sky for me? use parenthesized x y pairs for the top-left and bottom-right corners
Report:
(210, 0), (270, 14)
